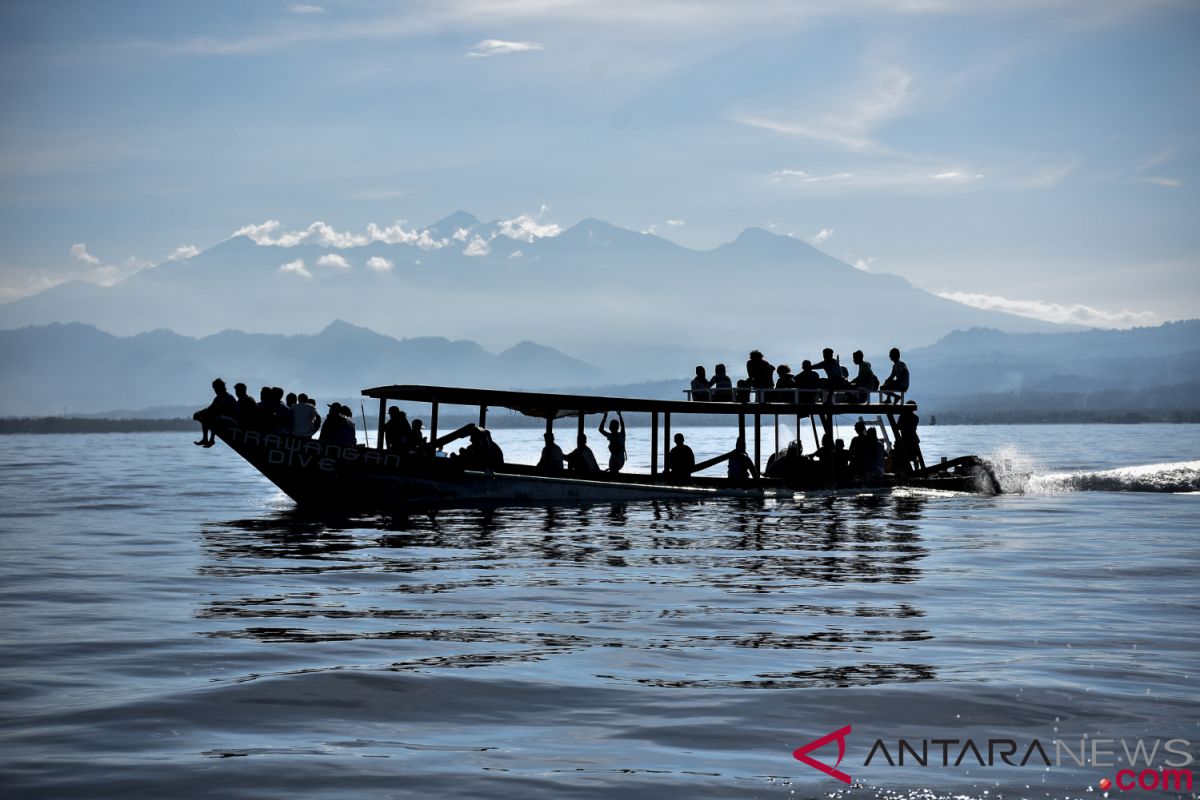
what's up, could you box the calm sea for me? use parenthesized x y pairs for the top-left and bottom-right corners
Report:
(1, 424), (1198, 799)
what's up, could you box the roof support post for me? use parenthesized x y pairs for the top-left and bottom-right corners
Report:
(479, 405), (487, 428)
(753, 411), (761, 478)
(577, 411), (584, 444)
(430, 401), (439, 444)
(663, 412), (671, 479)
(651, 411), (658, 477)
(377, 397), (386, 450)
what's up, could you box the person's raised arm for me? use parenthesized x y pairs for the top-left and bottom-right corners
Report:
(616, 411), (625, 433)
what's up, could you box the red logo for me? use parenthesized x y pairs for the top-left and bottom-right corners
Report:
(793, 725), (853, 785)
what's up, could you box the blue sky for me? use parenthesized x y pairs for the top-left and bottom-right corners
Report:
(1, 0), (1196, 327)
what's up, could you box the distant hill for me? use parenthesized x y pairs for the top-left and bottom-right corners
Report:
(0, 212), (1072, 379)
(0, 321), (600, 417)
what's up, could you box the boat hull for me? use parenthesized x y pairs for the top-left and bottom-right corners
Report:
(216, 425), (778, 510)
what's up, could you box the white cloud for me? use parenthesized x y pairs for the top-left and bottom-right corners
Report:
(167, 244), (199, 261)
(464, 236), (491, 256)
(495, 206), (561, 242)
(366, 256), (393, 272)
(316, 253), (351, 269)
(467, 39), (545, 58)
(770, 166), (991, 190)
(853, 257), (877, 271)
(452, 227), (471, 242)
(232, 220), (283, 243)
(771, 169), (854, 183)
(70, 243), (100, 265)
(279, 258), (311, 278)
(811, 228), (834, 245)
(938, 291), (1159, 329)
(232, 219), (449, 250)
(1141, 177), (1182, 187)
(737, 65), (912, 151)
(666, 219), (685, 226)
(509, 249), (523, 258)
(288, 4), (324, 13)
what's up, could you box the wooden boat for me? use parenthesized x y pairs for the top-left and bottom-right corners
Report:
(211, 384), (1000, 511)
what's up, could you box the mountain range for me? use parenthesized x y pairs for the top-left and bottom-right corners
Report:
(0, 212), (1071, 378)
(2, 319), (1197, 419)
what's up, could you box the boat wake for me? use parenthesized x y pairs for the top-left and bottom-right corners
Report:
(1022, 460), (1200, 494)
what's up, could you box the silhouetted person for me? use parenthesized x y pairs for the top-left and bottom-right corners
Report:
(668, 432), (695, 478)
(848, 418), (868, 476)
(538, 432), (565, 473)
(458, 427), (502, 471)
(764, 439), (804, 479)
(775, 363), (796, 390)
(795, 360), (821, 395)
(727, 436), (759, 481)
(599, 411), (626, 473)
(709, 363), (733, 400)
(193, 378), (237, 447)
(383, 406), (411, 451)
(292, 392), (321, 437)
(319, 402), (355, 446)
(744, 349), (775, 389)
(812, 348), (847, 391)
(849, 350), (878, 401)
(881, 347), (910, 404)
(691, 366), (710, 401)
(863, 428), (886, 480)
(257, 386), (273, 430)
(895, 404), (920, 473)
(410, 419), (427, 452)
(286, 392), (297, 408)
(566, 433), (600, 475)
(273, 388), (291, 434)
(233, 382), (257, 424)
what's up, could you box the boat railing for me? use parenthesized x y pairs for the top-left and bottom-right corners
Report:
(683, 387), (904, 406)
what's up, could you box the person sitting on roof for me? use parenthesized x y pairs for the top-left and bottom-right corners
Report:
(737, 349), (774, 400)
(849, 350), (879, 402)
(795, 360), (821, 396)
(538, 432), (565, 473)
(566, 433), (600, 475)
(746, 350), (775, 389)
(880, 347), (910, 404)
(668, 432), (695, 479)
(727, 436), (760, 481)
(598, 411), (627, 473)
(811, 348), (848, 391)
(383, 406), (411, 451)
(192, 378), (238, 447)
(709, 363), (733, 400)
(690, 366), (711, 401)
(773, 363), (796, 398)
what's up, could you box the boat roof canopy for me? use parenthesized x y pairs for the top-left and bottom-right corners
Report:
(361, 384), (915, 419)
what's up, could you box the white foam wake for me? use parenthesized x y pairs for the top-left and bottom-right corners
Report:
(1026, 460), (1200, 494)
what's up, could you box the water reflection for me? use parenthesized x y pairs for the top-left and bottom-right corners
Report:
(197, 495), (936, 689)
